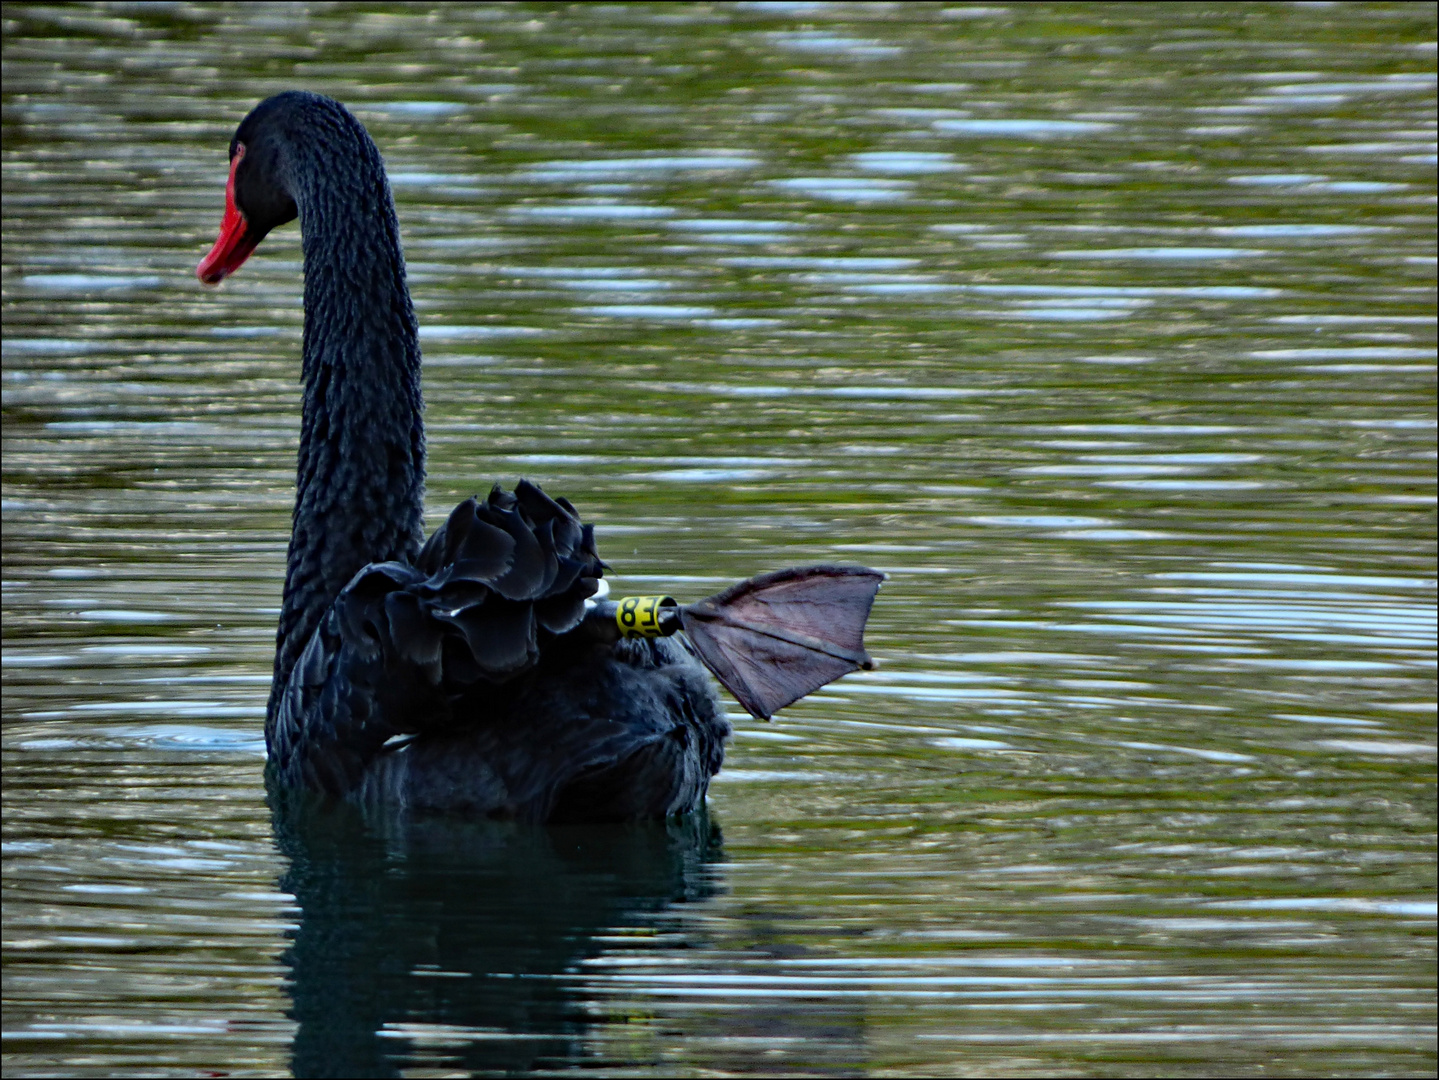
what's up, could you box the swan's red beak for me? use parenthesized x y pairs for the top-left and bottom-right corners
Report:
(197, 146), (258, 285)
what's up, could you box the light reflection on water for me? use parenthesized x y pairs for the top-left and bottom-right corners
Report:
(3, 1), (1435, 1076)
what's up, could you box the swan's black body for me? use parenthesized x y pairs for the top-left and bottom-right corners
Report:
(206, 92), (727, 821)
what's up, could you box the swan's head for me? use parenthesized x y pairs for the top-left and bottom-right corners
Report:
(197, 93), (310, 285)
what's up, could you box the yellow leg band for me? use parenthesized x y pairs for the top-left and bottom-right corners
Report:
(615, 595), (675, 639)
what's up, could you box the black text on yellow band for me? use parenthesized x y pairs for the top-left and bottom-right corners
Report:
(615, 596), (674, 639)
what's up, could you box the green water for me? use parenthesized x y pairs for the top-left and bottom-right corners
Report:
(2, 3), (1434, 1076)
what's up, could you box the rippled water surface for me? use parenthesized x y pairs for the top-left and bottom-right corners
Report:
(3, 3), (1435, 1076)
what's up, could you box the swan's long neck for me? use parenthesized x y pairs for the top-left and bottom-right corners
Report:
(267, 125), (426, 725)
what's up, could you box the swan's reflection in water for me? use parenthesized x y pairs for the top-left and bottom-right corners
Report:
(270, 788), (724, 1076)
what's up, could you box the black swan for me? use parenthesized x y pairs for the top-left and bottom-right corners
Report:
(198, 91), (880, 822)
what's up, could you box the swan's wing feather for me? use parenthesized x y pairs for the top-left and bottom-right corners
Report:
(483, 499), (554, 600)
(435, 599), (537, 677)
(534, 588), (588, 635)
(267, 482), (604, 794)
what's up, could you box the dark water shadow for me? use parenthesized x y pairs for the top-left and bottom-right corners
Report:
(269, 787), (725, 1077)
